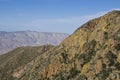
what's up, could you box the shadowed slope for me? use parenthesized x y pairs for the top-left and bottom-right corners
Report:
(0, 45), (54, 80)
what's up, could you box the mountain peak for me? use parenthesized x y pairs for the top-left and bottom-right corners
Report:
(75, 10), (120, 33)
(107, 10), (120, 14)
(104, 10), (120, 18)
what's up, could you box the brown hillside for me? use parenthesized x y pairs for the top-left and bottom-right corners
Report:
(0, 10), (120, 80)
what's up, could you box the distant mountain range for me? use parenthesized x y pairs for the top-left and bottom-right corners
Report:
(0, 31), (68, 54)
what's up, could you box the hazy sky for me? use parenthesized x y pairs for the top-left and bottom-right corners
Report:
(0, 0), (120, 34)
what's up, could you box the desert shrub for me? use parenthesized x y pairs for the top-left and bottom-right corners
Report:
(106, 51), (117, 66)
(96, 68), (112, 80)
(104, 23), (110, 30)
(102, 44), (107, 49)
(78, 39), (97, 65)
(115, 62), (120, 70)
(61, 53), (68, 64)
(104, 32), (108, 40)
(53, 72), (66, 80)
(115, 44), (120, 51)
(102, 63), (107, 68)
(76, 74), (87, 80)
(78, 49), (96, 66)
(67, 67), (80, 79)
(114, 29), (120, 41)
(9, 76), (18, 80)
(83, 39), (96, 50)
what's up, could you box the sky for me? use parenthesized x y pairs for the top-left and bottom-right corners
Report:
(0, 0), (120, 34)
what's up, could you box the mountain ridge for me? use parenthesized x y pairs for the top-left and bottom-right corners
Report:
(0, 31), (68, 54)
(0, 10), (120, 80)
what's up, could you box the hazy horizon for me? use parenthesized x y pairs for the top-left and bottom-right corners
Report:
(0, 0), (120, 34)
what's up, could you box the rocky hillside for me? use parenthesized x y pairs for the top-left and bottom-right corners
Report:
(0, 45), (54, 80)
(0, 31), (68, 54)
(0, 10), (120, 80)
